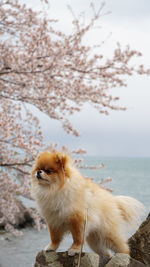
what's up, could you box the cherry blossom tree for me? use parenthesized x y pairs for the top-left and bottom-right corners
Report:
(0, 0), (149, 234)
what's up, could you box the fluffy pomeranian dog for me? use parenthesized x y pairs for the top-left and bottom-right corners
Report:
(31, 151), (144, 263)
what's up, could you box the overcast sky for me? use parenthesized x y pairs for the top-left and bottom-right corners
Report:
(26, 0), (150, 157)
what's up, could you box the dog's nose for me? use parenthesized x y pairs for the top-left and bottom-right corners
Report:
(36, 170), (42, 179)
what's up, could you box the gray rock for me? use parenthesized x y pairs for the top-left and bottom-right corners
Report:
(129, 213), (150, 266)
(34, 251), (147, 267)
(0, 199), (33, 228)
(105, 253), (146, 267)
(105, 253), (130, 267)
(34, 250), (100, 267)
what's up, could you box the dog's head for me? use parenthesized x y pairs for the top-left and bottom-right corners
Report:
(32, 151), (71, 188)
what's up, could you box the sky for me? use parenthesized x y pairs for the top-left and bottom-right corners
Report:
(25, 0), (150, 157)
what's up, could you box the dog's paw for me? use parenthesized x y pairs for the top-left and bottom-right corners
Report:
(44, 243), (55, 252)
(68, 248), (81, 256)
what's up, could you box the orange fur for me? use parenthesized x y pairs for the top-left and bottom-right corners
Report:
(31, 151), (144, 261)
(47, 224), (64, 251)
(68, 212), (84, 250)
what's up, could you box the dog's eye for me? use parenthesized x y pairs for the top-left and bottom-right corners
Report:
(44, 169), (54, 174)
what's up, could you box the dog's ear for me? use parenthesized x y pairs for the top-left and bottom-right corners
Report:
(54, 153), (71, 187)
(54, 152), (71, 180)
(54, 152), (68, 169)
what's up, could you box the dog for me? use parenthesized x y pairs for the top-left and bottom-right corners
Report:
(31, 151), (144, 264)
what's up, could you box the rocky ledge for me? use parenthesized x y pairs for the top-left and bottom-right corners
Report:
(34, 213), (150, 267)
(129, 213), (150, 265)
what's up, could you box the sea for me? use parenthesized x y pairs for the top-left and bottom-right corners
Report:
(0, 157), (150, 267)
(81, 156), (150, 210)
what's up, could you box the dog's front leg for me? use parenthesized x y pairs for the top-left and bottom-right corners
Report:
(68, 213), (85, 256)
(44, 223), (63, 251)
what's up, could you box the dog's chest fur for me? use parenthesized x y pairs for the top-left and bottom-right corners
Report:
(32, 181), (84, 227)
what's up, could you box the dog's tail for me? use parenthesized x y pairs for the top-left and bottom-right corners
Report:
(115, 195), (145, 228)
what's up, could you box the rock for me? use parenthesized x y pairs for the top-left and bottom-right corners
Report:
(34, 250), (100, 267)
(0, 199), (33, 229)
(129, 213), (150, 266)
(13, 199), (34, 227)
(34, 251), (147, 267)
(105, 253), (130, 267)
(105, 253), (146, 267)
